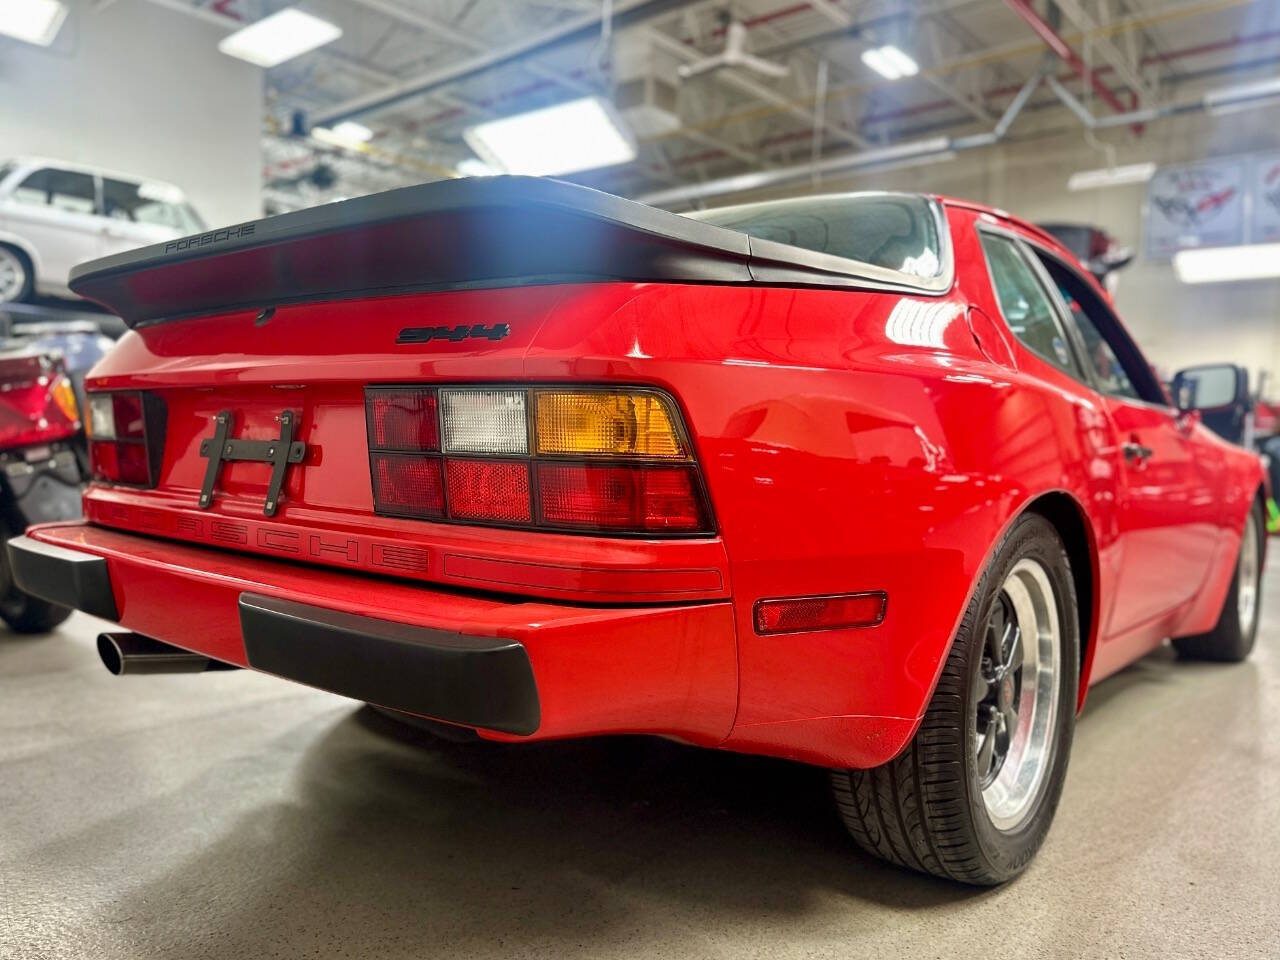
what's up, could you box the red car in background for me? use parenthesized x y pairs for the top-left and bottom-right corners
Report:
(6, 178), (1264, 885)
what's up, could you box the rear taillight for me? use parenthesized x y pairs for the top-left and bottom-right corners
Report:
(0, 355), (80, 451)
(87, 391), (165, 487)
(365, 386), (713, 535)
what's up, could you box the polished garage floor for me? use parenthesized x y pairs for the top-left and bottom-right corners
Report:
(3, 572), (1278, 960)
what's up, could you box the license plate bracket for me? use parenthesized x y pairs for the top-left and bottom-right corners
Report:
(198, 410), (306, 517)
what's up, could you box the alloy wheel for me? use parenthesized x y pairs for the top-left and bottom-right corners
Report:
(1237, 509), (1260, 635)
(0, 247), (26, 303)
(973, 557), (1062, 832)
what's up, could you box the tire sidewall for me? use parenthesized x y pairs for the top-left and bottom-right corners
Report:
(963, 514), (1080, 880)
(0, 244), (33, 304)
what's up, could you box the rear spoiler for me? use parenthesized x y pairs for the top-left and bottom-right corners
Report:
(69, 176), (937, 328)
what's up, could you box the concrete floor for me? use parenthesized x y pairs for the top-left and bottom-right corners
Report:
(2, 574), (1278, 960)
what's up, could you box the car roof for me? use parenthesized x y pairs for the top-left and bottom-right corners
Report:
(1, 156), (187, 196)
(937, 194), (1072, 256)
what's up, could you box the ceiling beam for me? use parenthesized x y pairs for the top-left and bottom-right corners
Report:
(340, 0), (773, 169)
(310, 0), (688, 126)
(802, 0), (994, 125)
(1050, 0), (1155, 102)
(644, 27), (870, 149)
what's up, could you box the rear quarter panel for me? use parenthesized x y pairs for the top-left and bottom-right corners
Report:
(522, 206), (1120, 766)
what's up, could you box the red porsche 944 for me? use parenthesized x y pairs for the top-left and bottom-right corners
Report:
(7, 178), (1264, 885)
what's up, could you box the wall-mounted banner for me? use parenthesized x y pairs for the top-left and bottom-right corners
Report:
(1146, 159), (1246, 259)
(1252, 151), (1280, 244)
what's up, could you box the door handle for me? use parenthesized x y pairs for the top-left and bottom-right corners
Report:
(1122, 441), (1154, 464)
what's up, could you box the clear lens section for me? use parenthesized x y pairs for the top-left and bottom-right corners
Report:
(88, 394), (115, 439)
(534, 391), (685, 458)
(440, 388), (528, 455)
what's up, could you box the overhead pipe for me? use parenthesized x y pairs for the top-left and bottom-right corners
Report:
(637, 59), (1280, 209)
(638, 72), (1046, 208)
(1000, 0), (1132, 118)
(97, 632), (238, 676)
(310, 0), (690, 127)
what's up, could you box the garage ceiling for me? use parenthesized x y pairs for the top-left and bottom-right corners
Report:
(142, 0), (1280, 211)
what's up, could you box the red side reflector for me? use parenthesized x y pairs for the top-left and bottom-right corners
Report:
(371, 453), (444, 518)
(445, 459), (531, 523)
(367, 387), (439, 452)
(90, 439), (151, 485)
(753, 592), (887, 635)
(536, 462), (706, 532)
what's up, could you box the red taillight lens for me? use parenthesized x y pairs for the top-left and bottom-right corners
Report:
(0, 356), (80, 450)
(753, 592), (888, 635)
(367, 387), (439, 451)
(445, 459), (531, 524)
(536, 463), (705, 532)
(112, 393), (146, 439)
(371, 453), (444, 518)
(87, 391), (163, 487)
(363, 385), (713, 535)
(90, 438), (151, 485)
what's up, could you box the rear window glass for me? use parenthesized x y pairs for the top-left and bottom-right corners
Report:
(686, 194), (943, 279)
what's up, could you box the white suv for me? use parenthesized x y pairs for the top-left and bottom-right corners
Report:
(0, 158), (205, 303)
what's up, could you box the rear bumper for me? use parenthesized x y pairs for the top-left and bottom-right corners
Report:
(7, 523), (738, 744)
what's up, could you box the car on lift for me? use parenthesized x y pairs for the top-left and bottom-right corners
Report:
(0, 157), (204, 304)
(7, 178), (1264, 885)
(0, 347), (83, 633)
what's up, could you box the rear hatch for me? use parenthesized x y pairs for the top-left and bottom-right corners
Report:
(69, 176), (908, 605)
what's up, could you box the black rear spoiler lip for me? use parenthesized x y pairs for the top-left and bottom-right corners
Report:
(69, 176), (953, 328)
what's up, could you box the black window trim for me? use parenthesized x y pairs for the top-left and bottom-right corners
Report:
(974, 221), (1093, 386)
(1021, 237), (1174, 412)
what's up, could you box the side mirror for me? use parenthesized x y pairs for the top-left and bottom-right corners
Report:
(1087, 245), (1134, 278)
(1171, 364), (1248, 412)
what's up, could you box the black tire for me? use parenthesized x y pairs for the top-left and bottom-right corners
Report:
(0, 518), (73, 634)
(0, 243), (34, 304)
(831, 512), (1079, 885)
(1172, 499), (1263, 663)
(0, 592), (73, 634)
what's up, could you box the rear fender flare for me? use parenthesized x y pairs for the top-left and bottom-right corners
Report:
(916, 487), (1099, 724)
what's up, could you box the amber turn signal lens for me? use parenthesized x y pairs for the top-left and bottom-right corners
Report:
(50, 375), (79, 425)
(534, 391), (686, 458)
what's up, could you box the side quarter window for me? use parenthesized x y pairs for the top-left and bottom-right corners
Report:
(978, 232), (1083, 380)
(1031, 250), (1168, 407)
(10, 167), (96, 215)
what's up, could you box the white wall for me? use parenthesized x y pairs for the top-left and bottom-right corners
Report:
(0, 0), (262, 228)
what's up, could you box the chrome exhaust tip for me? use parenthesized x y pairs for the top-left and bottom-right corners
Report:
(96, 632), (238, 675)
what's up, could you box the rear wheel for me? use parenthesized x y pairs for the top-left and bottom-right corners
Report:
(0, 245), (33, 304)
(1173, 500), (1263, 662)
(831, 512), (1079, 885)
(0, 519), (73, 634)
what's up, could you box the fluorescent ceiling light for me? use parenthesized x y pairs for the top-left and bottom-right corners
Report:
(455, 158), (497, 177)
(1067, 162), (1157, 191)
(218, 7), (342, 68)
(0, 0), (67, 46)
(331, 121), (373, 143)
(861, 45), (919, 81)
(1174, 243), (1280, 284)
(311, 122), (373, 148)
(1203, 77), (1280, 115)
(464, 96), (636, 177)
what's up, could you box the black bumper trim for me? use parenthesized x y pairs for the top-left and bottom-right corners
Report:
(239, 593), (540, 736)
(5, 535), (119, 621)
